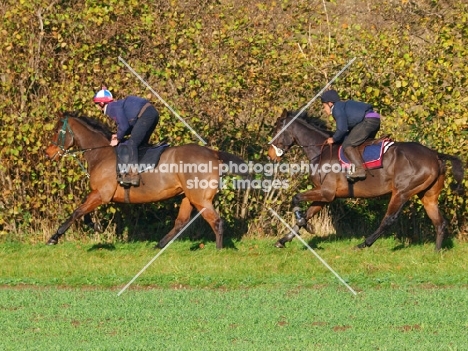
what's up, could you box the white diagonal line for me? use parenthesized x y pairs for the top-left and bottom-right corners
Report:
(117, 208), (206, 296)
(268, 57), (356, 145)
(269, 208), (358, 295)
(118, 56), (207, 145)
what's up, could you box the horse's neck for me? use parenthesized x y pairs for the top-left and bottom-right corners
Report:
(72, 120), (109, 150)
(70, 120), (114, 165)
(292, 123), (326, 161)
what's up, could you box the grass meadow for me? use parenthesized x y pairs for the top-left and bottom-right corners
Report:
(1, 236), (468, 350)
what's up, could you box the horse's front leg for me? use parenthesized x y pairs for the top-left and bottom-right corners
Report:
(292, 188), (333, 229)
(274, 228), (297, 248)
(275, 204), (325, 248)
(47, 190), (103, 245)
(275, 188), (331, 248)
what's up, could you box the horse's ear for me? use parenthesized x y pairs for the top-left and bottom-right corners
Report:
(57, 111), (64, 119)
(281, 109), (288, 118)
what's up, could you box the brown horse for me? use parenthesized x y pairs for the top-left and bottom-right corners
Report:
(44, 112), (246, 249)
(268, 109), (465, 250)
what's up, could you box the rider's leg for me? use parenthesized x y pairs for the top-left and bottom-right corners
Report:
(342, 118), (380, 181)
(123, 106), (159, 186)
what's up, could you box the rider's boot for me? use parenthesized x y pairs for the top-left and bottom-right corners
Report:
(344, 146), (366, 182)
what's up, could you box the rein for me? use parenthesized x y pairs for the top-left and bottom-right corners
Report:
(287, 143), (325, 163)
(295, 142), (333, 165)
(62, 146), (113, 178)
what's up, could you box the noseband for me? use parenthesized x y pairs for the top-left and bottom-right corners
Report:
(271, 143), (285, 157)
(50, 116), (75, 158)
(270, 119), (291, 157)
(50, 116), (90, 178)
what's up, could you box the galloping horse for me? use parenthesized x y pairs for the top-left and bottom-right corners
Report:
(44, 112), (246, 249)
(268, 109), (464, 250)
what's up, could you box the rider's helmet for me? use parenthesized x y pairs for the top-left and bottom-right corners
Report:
(93, 86), (113, 106)
(320, 89), (341, 103)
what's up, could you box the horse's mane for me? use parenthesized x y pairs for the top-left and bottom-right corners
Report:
(285, 109), (334, 138)
(64, 112), (113, 141)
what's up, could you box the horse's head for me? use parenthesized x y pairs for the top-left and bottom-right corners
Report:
(268, 109), (301, 161)
(268, 111), (293, 161)
(45, 113), (77, 161)
(268, 108), (332, 162)
(45, 113), (113, 161)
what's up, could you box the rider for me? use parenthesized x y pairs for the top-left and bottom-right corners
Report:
(321, 89), (380, 182)
(93, 86), (159, 187)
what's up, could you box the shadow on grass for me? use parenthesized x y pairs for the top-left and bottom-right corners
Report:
(87, 243), (116, 251)
(391, 237), (454, 252)
(303, 231), (456, 252)
(189, 237), (239, 251)
(182, 213), (243, 251)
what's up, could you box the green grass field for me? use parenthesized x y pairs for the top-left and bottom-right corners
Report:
(1, 237), (468, 350)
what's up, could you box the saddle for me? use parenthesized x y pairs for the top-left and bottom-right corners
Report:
(338, 137), (394, 170)
(116, 142), (170, 175)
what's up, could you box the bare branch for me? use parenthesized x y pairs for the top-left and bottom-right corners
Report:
(322, 0), (331, 54)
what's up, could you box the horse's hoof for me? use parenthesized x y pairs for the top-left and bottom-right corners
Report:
(296, 219), (307, 228)
(305, 223), (315, 234)
(94, 223), (103, 233)
(46, 239), (58, 245)
(355, 242), (367, 250)
(274, 241), (285, 249)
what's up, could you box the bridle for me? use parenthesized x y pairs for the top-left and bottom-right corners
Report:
(50, 115), (111, 178)
(270, 118), (328, 162)
(270, 118), (293, 157)
(50, 116), (75, 158)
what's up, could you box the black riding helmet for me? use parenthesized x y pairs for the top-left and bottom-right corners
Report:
(320, 89), (341, 103)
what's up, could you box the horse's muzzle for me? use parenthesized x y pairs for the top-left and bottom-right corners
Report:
(267, 144), (283, 162)
(44, 145), (61, 161)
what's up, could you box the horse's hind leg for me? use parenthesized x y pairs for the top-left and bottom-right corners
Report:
(192, 202), (223, 249)
(357, 193), (408, 249)
(83, 213), (103, 232)
(47, 190), (103, 245)
(157, 197), (193, 249)
(418, 175), (446, 251)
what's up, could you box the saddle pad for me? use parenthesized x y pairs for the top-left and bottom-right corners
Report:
(339, 139), (394, 169)
(137, 143), (170, 173)
(116, 142), (170, 174)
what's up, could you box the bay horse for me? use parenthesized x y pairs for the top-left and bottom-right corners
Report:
(44, 112), (246, 249)
(268, 109), (465, 250)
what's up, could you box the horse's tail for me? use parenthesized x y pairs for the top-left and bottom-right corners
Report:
(212, 150), (250, 176)
(438, 153), (465, 195)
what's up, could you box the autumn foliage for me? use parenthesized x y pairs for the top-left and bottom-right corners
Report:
(0, 0), (466, 241)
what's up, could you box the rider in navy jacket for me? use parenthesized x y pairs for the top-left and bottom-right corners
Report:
(321, 89), (380, 182)
(93, 87), (159, 187)
(106, 96), (151, 142)
(329, 100), (374, 144)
